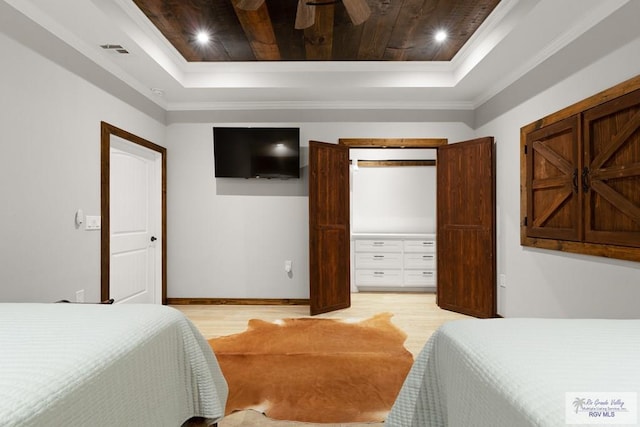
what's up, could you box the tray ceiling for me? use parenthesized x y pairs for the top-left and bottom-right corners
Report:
(130, 0), (501, 62)
(2, 0), (634, 110)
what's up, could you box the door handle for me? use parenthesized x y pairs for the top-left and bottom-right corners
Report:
(582, 167), (590, 192)
(150, 236), (157, 242)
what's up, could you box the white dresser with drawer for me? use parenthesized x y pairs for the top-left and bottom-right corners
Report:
(352, 233), (436, 292)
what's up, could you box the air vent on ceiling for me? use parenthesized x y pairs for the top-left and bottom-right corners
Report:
(100, 44), (129, 54)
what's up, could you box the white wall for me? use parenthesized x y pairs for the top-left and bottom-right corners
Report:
(165, 123), (473, 298)
(351, 149), (438, 234)
(0, 32), (165, 303)
(478, 36), (640, 318)
(352, 166), (437, 234)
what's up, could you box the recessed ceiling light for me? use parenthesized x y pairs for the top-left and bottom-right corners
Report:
(434, 30), (447, 43)
(196, 31), (210, 45)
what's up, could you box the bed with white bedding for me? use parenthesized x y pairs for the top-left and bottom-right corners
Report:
(387, 318), (640, 427)
(0, 303), (228, 427)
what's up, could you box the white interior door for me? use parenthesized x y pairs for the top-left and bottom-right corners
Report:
(109, 136), (162, 304)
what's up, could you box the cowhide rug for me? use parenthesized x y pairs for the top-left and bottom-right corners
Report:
(208, 312), (413, 424)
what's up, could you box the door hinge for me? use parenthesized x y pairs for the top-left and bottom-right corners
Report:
(524, 144), (528, 155)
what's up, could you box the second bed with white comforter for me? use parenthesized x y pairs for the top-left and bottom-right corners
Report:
(387, 318), (640, 427)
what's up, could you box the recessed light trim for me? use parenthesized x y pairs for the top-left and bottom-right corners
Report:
(435, 30), (447, 43)
(196, 31), (210, 45)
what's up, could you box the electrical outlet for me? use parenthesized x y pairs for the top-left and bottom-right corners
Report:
(499, 274), (506, 288)
(75, 289), (85, 303)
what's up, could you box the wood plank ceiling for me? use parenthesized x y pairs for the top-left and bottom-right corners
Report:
(132, 0), (501, 61)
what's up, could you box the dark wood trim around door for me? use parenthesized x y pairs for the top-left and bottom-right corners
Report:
(100, 122), (167, 304)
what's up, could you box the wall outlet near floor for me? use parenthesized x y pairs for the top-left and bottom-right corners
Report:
(75, 289), (85, 303)
(499, 274), (506, 288)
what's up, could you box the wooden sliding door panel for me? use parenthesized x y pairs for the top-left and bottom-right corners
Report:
(525, 116), (582, 241)
(437, 137), (495, 318)
(583, 89), (640, 247)
(308, 141), (350, 315)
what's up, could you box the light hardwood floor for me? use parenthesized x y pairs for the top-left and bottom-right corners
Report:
(174, 292), (471, 427)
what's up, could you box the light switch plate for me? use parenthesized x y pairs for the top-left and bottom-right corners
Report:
(85, 215), (101, 230)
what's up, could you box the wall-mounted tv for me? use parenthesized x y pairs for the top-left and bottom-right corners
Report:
(213, 127), (300, 179)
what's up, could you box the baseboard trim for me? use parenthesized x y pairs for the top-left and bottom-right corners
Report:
(167, 298), (310, 306)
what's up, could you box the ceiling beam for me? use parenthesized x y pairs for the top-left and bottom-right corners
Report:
(304, 3), (335, 60)
(232, 1), (281, 60)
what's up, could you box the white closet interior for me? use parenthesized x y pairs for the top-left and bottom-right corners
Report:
(349, 148), (437, 292)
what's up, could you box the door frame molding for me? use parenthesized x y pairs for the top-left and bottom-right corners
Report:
(100, 121), (167, 304)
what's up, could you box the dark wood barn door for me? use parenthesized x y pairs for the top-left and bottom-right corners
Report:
(437, 137), (496, 318)
(583, 89), (640, 247)
(525, 116), (582, 241)
(308, 141), (351, 315)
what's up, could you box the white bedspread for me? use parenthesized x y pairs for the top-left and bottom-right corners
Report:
(387, 318), (640, 427)
(0, 303), (228, 426)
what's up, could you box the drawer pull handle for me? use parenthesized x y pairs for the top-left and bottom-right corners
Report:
(373, 242), (385, 245)
(373, 255), (385, 259)
(374, 272), (385, 275)
(422, 242), (434, 246)
(422, 272), (433, 276)
(422, 255), (434, 259)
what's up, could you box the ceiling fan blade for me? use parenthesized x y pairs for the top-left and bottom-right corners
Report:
(342, 0), (371, 26)
(234, 0), (266, 11)
(295, 0), (316, 29)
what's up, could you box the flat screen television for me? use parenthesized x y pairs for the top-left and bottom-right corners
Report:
(213, 127), (300, 179)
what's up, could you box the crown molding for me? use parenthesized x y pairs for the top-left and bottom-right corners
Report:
(166, 100), (475, 112)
